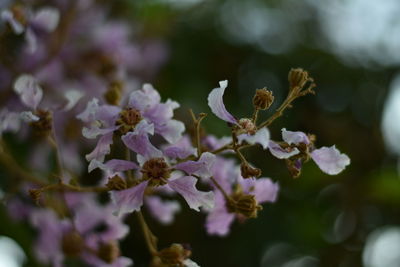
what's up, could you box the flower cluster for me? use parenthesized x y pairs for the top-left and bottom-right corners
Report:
(0, 1), (350, 266)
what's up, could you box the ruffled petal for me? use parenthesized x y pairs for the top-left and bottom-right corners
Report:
(13, 74), (43, 109)
(207, 80), (237, 124)
(174, 152), (216, 178)
(77, 98), (99, 122)
(205, 193), (235, 236)
(110, 181), (149, 216)
(237, 127), (270, 149)
(167, 176), (214, 211)
(89, 159), (139, 173)
(163, 136), (197, 159)
(128, 83), (161, 111)
(268, 141), (300, 159)
(121, 121), (163, 162)
(145, 196), (181, 225)
(155, 119), (185, 144)
(86, 132), (114, 163)
(240, 177), (279, 203)
(281, 128), (310, 145)
(311, 146), (350, 175)
(31, 7), (60, 32)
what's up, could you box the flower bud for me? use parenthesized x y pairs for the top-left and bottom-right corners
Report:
(288, 68), (309, 89)
(106, 175), (127, 191)
(227, 193), (262, 218)
(253, 88), (274, 110)
(240, 163), (261, 178)
(286, 159), (301, 178)
(61, 230), (84, 257)
(97, 241), (120, 264)
(104, 80), (123, 106)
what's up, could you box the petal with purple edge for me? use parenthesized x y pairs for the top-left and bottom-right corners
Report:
(205, 193), (235, 236)
(163, 136), (197, 159)
(13, 74), (43, 109)
(282, 128), (310, 145)
(128, 83), (161, 110)
(122, 121), (163, 162)
(167, 176), (214, 211)
(268, 141), (300, 159)
(207, 80), (237, 124)
(145, 196), (181, 225)
(89, 159), (138, 173)
(110, 181), (149, 216)
(174, 152), (216, 178)
(31, 7), (60, 32)
(156, 119), (185, 144)
(311, 146), (350, 175)
(241, 178), (279, 203)
(237, 127), (270, 149)
(86, 131), (114, 163)
(77, 98), (99, 122)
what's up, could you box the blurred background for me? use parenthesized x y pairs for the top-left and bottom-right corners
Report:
(2, 0), (400, 266)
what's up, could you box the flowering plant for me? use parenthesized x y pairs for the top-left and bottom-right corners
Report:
(0, 1), (350, 266)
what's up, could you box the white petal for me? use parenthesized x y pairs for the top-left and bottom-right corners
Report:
(167, 176), (214, 211)
(282, 128), (310, 145)
(237, 127), (270, 149)
(311, 146), (350, 175)
(207, 80), (237, 124)
(20, 111), (39, 122)
(14, 74), (43, 109)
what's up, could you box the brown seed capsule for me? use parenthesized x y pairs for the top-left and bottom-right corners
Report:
(30, 109), (52, 136)
(253, 88), (274, 110)
(227, 193), (262, 218)
(106, 175), (127, 191)
(61, 230), (84, 257)
(97, 241), (120, 264)
(151, 244), (192, 267)
(28, 189), (41, 204)
(104, 80), (123, 106)
(288, 68), (309, 89)
(240, 163), (261, 178)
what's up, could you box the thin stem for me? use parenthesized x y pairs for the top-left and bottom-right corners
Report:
(258, 95), (293, 129)
(125, 147), (133, 181)
(0, 143), (45, 186)
(210, 176), (231, 202)
(47, 134), (64, 180)
(252, 108), (260, 124)
(136, 211), (158, 255)
(189, 109), (207, 158)
(235, 148), (248, 164)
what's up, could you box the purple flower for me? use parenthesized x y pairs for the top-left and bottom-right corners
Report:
(78, 84), (185, 168)
(269, 128), (350, 175)
(207, 80), (270, 149)
(1, 5), (60, 53)
(107, 129), (215, 215)
(205, 158), (279, 236)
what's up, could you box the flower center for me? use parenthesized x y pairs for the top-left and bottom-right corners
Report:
(141, 158), (171, 186)
(115, 108), (142, 135)
(236, 118), (257, 135)
(61, 230), (84, 257)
